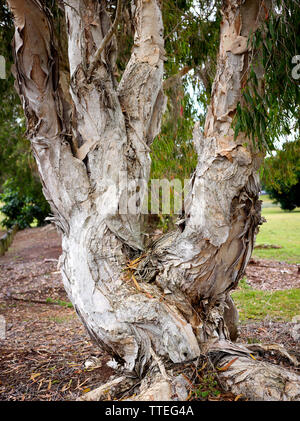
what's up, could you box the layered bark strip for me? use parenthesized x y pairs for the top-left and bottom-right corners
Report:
(7, 0), (300, 400)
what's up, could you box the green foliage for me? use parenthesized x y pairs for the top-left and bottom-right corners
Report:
(151, 93), (197, 182)
(234, 0), (300, 151)
(163, 0), (221, 77)
(268, 182), (300, 211)
(149, 85), (197, 230)
(162, 0), (221, 124)
(191, 372), (221, 400)
(0, 2), (27, 187)
(148, 1), (221, 229)
(152, 0), (221, 168)
(261, 139), (300, 211)
(0, 178), (50, 229)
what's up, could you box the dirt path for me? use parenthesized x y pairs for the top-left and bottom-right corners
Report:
(0, 226), (299, 401)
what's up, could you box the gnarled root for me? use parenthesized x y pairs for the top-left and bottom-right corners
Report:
(207, 340), (300, 401)
(77, 376), (135, 401)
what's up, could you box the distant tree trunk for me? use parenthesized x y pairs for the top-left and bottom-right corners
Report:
(7, 0), (300, 400)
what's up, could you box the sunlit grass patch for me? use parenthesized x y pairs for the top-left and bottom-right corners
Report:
(45, 298), (73, 308)
(232, 285), (300, 322)
(253, 195), (300, 264)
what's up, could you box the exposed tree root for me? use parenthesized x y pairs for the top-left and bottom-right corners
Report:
(78, 340), (300, 402)
(77, 376), (135, 401)
(245, 343), (299, 367)
(207, 340), (300, 401)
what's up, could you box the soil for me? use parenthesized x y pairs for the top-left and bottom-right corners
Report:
(246, 257), (300, 291)
(0, 226), (299, 401)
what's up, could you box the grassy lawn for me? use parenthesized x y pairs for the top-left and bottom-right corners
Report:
(235, 195), (300, 323)
(232, 279), (300, 322)
(253, 195), (300, 264)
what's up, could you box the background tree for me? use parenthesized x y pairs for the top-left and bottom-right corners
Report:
(3, 0), (300, 400)
(262, 139), (300, 211)
(0, 0), (50, 228)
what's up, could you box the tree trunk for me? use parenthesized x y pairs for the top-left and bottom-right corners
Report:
(7, 0), (300, 400)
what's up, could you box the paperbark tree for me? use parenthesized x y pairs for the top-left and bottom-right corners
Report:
(7, 0), (300, 400)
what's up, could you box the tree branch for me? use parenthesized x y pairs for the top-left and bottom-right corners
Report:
(163, 66), (192, 90)
(118, 0), (165, 146)
(87, 0), (122, 80)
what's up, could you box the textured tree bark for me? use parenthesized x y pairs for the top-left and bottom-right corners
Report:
(7, 0), (300, 400)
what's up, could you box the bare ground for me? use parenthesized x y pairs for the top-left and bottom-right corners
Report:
(0, 226), (299, 401)
(246, 257), (300, 291)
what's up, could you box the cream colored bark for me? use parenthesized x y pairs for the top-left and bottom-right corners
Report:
(7, 0), (300, 400)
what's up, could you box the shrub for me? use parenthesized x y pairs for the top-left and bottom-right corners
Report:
(261, 139), (300, 211)
(267, 181), (300, 211)
(0, 178), (50, 229)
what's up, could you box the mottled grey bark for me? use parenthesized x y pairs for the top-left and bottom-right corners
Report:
(7, 0), (300, 400)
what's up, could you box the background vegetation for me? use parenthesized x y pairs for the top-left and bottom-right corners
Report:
(261, 140), (300, 211)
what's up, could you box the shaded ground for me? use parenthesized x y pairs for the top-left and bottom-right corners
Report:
(0, 226), (299, 401)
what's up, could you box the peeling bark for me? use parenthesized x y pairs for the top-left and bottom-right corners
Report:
(136, 0), (267, 344)
(7, 0), (300, 400)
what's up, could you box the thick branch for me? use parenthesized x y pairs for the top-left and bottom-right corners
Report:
(7, 0), (89, 234)
(118, 0), (166, 147)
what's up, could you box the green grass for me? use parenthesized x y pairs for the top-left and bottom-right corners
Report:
(45, 297), (73, 308)
(253, 195), (300, 263)
(236, 195), (300, 323)
(232, 280), (300, 322)
(260, 194), (276, 208)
